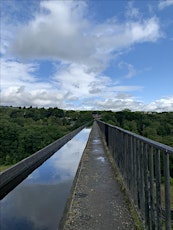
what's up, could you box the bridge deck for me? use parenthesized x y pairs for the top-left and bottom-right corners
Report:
(61, 122), (137, 230)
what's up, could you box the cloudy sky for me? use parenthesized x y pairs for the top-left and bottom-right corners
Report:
(1, 0), (173, 111)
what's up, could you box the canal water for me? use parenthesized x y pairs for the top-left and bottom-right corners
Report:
(0, 128), (91, 230)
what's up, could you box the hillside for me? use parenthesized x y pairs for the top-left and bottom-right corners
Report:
(0, 107), (173, 168)
(0, 106), (93, 166)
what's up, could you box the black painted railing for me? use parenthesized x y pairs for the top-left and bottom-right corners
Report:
(97, 120), (173, 230)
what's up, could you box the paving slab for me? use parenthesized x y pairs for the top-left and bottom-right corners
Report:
(61, 121), (137, 230)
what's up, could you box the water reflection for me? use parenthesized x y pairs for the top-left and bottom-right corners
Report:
(0, 128), (91, 230)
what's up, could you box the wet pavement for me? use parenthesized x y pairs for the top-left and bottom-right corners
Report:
(61, 122), (137, 230)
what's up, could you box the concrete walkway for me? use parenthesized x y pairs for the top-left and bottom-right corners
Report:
(61, 122), (137, 230)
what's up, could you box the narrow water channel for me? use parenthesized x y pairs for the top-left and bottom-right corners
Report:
(0, 128), (91, 230)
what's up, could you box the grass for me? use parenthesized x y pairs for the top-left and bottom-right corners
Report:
(0, 165), (12, 172)
(160, 183), (173, 209)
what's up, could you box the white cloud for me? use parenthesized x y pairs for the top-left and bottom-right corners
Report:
(52, 64), (97, 99)
(130, 17), (161, 43)
(1, 85), (65, 108)
(1, 59), (37, 85)
(0, 58), (142, 109)
(125, 2), (140, 19)
(55, 65), (113, 98)
(0, 0), (40, 56)
(95, 95), (144, 111)
(0, 58), (64, 107)
(1, 1), (171, 112)
(52, 63), (142, 101)
(158, 0), (173, 10)
(10, 1), (96, 65)
(9, 1), (162, 71)
(93, 95), (173, 112)
(145, 96), (173, 112)
(1, 58), (172, 112)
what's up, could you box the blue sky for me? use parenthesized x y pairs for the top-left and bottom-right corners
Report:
(1, 0), (173, 111)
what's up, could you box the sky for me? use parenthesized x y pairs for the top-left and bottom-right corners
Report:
(0, 0), (173, 112)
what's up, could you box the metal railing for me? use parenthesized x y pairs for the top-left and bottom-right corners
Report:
(97, 120), (173, 230)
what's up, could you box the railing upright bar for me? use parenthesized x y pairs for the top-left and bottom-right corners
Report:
(125, 133), (128, 182)
(118, 129), (121, 169)
(123, 132), (125, 176)
(164, 151), (171, 230)
(155, 149), (162, 230)
(140, 141), (145, 215)
(120, 131), (124, 174)
(105, 124), (108, 146)
(96, 120), (173, 230)
(127, 134), (131, 190)
(112, 127), (114, 157)
(142, 142), (145, 213)
(149, 146), (156, 229)
(144, 143), (150, 230)
(129, 135), (133, 192)
(109, 126), (111, 151)
(111, 127), (114, 158)
(115, 129), (118, 165)
(122, 132), (125, 178)
(134, 137), (138, 205)
(113, 128), (116, 160)
(136, 139), (141, 209)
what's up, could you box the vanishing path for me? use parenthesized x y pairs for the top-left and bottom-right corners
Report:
(61, 122), (137, 230)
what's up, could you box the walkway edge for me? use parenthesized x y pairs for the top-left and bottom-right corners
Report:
(58, 123), (94, 229)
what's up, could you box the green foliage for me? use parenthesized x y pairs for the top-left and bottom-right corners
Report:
(0, 106), (93, 166)
(100, 110), (173, 147)
(170, 177), (173, 186)
(100, 110), (173, 177)
(161, 177), (173, 186)
(1, 106), (173, 176)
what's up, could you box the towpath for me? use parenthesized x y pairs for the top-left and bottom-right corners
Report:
(61, 122), (137, 230)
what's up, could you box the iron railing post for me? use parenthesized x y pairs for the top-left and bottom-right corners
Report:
(149, 146), (155, 229)
(96, 120), (173, 230)
(164, 151), (171, 230)
(155, 149), (161, 230)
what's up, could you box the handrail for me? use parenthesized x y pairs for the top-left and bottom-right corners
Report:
(97, 119), (173, 230)
(98, 120), (173, 156)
